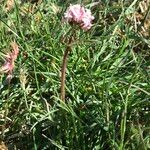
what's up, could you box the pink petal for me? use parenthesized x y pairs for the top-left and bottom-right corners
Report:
(64, 4), (94, 30)
(1, 62), (14, 73)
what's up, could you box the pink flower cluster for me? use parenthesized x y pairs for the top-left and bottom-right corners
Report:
(64, 4), (94, 30)
(1, 42), (19, 77)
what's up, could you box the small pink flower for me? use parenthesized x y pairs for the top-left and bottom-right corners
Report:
(1, 42), (19, 75)
(1, 61), (14, 73)
(64, 4), (94, 30)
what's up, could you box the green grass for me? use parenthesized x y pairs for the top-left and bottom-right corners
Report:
(0, 0), (150, 149)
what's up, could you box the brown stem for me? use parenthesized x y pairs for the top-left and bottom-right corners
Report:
(60, 46), (71, 101)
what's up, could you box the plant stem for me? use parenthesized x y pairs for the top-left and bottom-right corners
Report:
(60, 46), (71, 101)
(1, 79), (11, 140)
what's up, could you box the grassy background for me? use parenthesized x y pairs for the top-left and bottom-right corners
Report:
(0, 0), (149, 149)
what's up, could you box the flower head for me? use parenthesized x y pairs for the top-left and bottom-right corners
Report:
(64, 4), (94, 30)
(1, 42), (19, 75)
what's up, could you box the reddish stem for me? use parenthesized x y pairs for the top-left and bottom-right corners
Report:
(60, 46), (71, 101)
